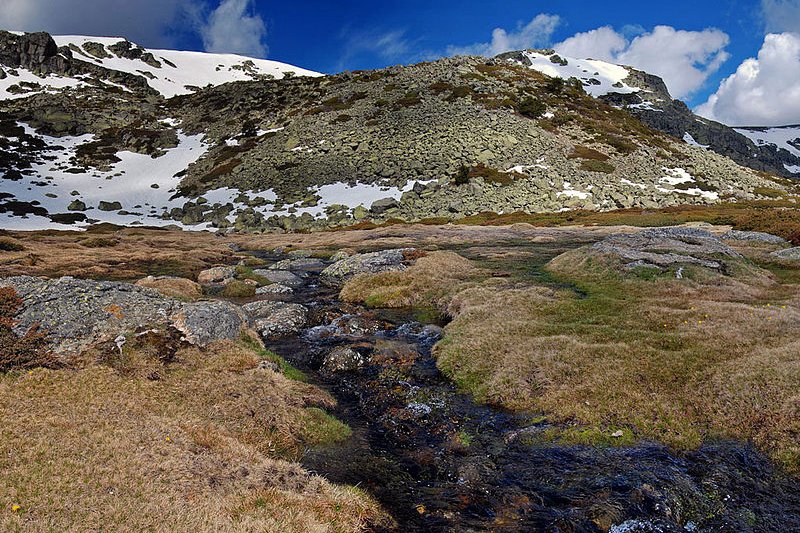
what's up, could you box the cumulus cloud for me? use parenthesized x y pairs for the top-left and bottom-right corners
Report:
(0, 0), (193, 48)
(447, 14), (561, 57)
(199, 0), (268, 57)
(762, 0), (800, 33)
(554, 25), (730, 100)
(696, 32), (800, 126)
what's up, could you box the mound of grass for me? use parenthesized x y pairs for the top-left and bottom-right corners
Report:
(343, 245), (800, 472)
(579, 160), (616, 174)
(0, 287), (58, 373)
(0, 337), (388, 531)
(568, 145), (610, 161)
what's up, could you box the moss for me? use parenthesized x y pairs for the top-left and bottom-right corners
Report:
(569, 145), (610, 161)
(753, 187), (786, 198)
(234, 265), (270, 285)
(299, 407), (352, 445)
(220, 280), (256, 298)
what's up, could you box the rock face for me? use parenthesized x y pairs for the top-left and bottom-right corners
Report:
(243, 300), (308, 339)
(592, 227), (742, 271)
(320, 249), (414, 287)
(0, 275), (246, 354)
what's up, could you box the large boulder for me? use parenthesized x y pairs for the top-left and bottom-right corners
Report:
(170, 301), (247, 346)
(1, 276), (246, 354)
(243, 300), (308, 339)
(592, 227), (742, 271)
(320, 248), (415, 287)
(1, 276), (180, 354)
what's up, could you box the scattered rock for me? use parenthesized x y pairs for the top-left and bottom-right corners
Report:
(98, 200), (123, 211)
(197, 266), (236, 285)
(322, 345), (369, 373)
(320, 248), (415, 287)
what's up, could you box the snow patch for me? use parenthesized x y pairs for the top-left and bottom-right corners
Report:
(517, 51), (640, 98)
(735, 126), (800, 159)
(683, 132), (709, 149)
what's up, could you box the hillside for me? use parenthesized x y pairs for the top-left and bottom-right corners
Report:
(0, 31), (797, 232)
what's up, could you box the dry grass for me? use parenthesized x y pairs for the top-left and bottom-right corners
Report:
(0, 228), (236, 280)
(0, 339), (388, 531)
(343, 245), (800, 471)
(135, 276), (203, 300)
(340, 251), (486, 310)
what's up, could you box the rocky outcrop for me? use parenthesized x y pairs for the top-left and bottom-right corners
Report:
(771, 247), (800, 260)
(197, 266), (236, 285)
(1, 275), (245, 354)
(322, 346), (369, 373)
(320, 249), (415, 287)
(0, 31), (156, 95)
(722, 230), (788, 245)
(592, 227), (742, 271)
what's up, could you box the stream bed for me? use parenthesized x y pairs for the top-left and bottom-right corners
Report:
(251, 247), (800, 533)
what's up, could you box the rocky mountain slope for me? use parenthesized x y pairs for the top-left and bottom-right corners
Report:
(0, 31), (796, 232)
(501, 50), (800, 178)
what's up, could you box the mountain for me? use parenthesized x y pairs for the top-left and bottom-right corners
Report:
(499, 49), (800, 178)
(0, 31), (796, 232)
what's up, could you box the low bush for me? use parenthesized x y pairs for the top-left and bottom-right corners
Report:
(0, 287), (58, 372)
(0, 237), (24, 252)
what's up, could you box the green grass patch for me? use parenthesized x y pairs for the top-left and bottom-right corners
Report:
(299, 407), (352, 445)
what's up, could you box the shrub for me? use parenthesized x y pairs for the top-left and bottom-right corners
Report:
(453, 165), (470, 186)
(569, 145), (610, 161)
(517, 97), (547, 119)
(80, 237), (118, 248)
(545, 77), (565, 94)
(0, 237), (24, 252)
(1, 287), (57, 372)
(580, 160), (616, 174)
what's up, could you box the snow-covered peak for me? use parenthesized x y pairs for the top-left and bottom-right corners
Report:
(0, 32), (321, 100)
(52, 35), (322, 98)
(508, 50), (640, 98)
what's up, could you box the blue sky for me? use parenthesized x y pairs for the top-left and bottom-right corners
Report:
(3, 0), (800, 125)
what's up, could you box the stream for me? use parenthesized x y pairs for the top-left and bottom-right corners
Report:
(250, 246), (800, 533)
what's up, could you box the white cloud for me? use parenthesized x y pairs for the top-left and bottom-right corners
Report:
(447, 14), (561, 57)
(762, 0), (800, 33)
(200, 0), (268, 57)
(554, 25), (730, 100)
(696, 32), (800, 126)
(0, 0), (193, 48)
(555, 26), (627, 62)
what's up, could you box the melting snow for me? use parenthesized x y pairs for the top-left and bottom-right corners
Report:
(518, 51), (639, 98)
(657, 168), (719, 200)
(735, 126), (800, 158)
(557, 181), (592, 199)
(683, 132), (710, 149)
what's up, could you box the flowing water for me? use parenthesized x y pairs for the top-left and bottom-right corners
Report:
(250, 246), (800, 533)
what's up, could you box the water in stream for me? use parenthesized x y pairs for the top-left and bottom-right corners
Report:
(252, 248), (800, 533)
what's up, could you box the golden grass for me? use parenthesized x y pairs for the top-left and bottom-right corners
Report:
(0, 228), (236, 280)
(0, 340), (389, 531)
(343, 246), (800, 471)
(135, 276), (203, 300)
